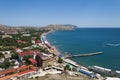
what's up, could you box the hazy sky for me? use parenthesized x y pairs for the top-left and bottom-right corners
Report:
(0, 0), (120, 27)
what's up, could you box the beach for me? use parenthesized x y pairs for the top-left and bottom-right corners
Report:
(45, 30), (97, 75)
(45, 30), (88, 69)
(45, 28), (120, 78)
(42, 30), (60, 55)
(46, 28), (120, 71)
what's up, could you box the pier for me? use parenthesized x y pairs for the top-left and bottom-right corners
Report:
(65, 52), (103, 58)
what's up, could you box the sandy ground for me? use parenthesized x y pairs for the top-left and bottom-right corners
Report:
(22, 74), (96, 80)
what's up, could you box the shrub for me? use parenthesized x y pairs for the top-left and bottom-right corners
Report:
(57, 57), (63, 63)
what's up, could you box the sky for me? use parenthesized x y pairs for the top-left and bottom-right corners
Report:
(0, 0), (120, 27)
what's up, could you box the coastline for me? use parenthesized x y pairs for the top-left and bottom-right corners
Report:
(45, 30), (120, 78)
(42, 30), (60, 56)
(45, 30), (88, 70)
(42, 30), (56, 36)
(45, 28), (120, 71)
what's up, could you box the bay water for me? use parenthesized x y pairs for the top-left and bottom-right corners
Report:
(47, 28), (120, 70)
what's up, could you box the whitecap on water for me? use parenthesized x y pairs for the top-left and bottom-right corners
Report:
(107, 43), (120, 47)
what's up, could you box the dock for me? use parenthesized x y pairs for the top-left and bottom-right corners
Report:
(65, 52), (103, 58)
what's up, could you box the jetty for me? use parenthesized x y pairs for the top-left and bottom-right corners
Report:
(65, 52), (103, 58)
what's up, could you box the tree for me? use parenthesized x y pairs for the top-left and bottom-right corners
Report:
(0, 53), (4, 59)
(11, 52), (18, 59)
(10, 61), (15, 67)
(2, 60), (10, 69)
(39, 47), (48, 53)
(57, 57), (63, 63)
(64, 65), (70, 71)
(23, 55), (33, 65)
(72, 67), (77, 71)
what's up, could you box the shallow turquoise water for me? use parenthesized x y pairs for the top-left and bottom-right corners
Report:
(46, 28), (120, 70)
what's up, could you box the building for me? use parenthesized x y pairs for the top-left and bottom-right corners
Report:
(106, 77), (120, 80)
(2, 35), (12, 39)
(35, 40), (42, 45)
(15, 48), (22, 53)
(17, 40), (26, 44)
(13, 61), (19, 68)
(0, 57), (5, 63)
(29, 58), (37, 65)
(3, 51), (11, 59)
(0, 31), (4, 35)
(4, 30), (18, 35)
(22, 34), (31, 37)
(19, 50), (43, 67)
(31, 40), (35, 44)
(0, 65), (38, 80)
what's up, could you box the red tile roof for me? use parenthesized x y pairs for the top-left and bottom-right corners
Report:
(0, 65), (38, 80)
(15, 48), (19, 50)
(29, 58), (37, 65)
(18, 70), (35, 76)
(36, 40), (41, 43)
(19, 50), (34, 57)
(0, 69), (16, 75)
(17, 40), (26, 43)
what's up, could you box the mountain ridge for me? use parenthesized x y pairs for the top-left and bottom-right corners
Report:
(0, 24), (77, 30)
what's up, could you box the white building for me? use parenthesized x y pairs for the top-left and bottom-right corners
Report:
(22, 34), (31, 36)
(106, 77), (120, 80)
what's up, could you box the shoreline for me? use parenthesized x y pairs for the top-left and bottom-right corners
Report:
(44, 30), (120, 78)
(41, 30), (61, 56)
(45, 30), (89, 70)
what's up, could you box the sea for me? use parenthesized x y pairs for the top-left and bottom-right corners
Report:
(46, 28), (120, 71)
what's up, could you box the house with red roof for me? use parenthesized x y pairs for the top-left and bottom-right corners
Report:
(15, 48), (22, 53)
(29, 58), (37, 65)
(19, 50), (34, 57)
(17, 40), (26, 44)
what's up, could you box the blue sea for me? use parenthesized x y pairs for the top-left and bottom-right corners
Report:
(46, 28), (120, 70)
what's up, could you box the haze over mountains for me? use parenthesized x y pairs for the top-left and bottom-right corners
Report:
(0, 24), (77, 30)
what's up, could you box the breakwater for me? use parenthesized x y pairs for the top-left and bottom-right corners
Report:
(65, 52), (103, 58)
